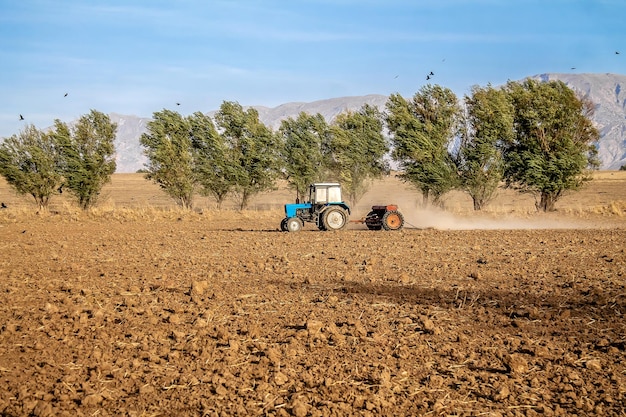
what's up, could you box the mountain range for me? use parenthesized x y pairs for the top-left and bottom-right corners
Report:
(109, 73), (626, 173)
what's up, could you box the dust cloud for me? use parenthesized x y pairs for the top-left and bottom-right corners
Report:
(401, 206), (588, 230)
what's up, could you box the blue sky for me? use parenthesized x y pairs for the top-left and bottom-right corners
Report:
(1, 0), (624, 138)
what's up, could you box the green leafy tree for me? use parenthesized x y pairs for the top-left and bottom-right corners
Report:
(502, 79), (600, 212)
(215, 101), (281, 210)
(54, 110), (117, 210)
(188, 111), (234, 208)
(140, 110), (196, 209)
(457, 85), (514, 210)
(279, 112), (332, 201)
(329, 104), (388, 207)
(386, 85), (461, 206)
(0, 124), (63, 211)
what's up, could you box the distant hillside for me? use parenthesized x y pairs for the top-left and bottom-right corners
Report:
(110, 74), (625, 173)
(238, 94), (389, 131)
(113, 95), (389, 173)
(531, 73), (626, 170)
(109, 113), (151, 173)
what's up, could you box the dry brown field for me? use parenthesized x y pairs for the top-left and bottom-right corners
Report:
(1, 173), (625, 416)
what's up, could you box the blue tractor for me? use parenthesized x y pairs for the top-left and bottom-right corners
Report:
(280, 183), (351, 232)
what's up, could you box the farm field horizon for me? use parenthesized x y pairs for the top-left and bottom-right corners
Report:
(1, 171), (626, 229)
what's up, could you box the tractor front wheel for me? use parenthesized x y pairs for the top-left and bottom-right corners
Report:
(382, 210), (404, 231)
(286, 217), (303, 232)
(322, 208), (348, 231)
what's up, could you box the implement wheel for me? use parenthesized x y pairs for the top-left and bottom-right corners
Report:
(381, 210), (404, 231)
(280, 218), (288, 232)
(322, 208), (348, 231)
(365, 210), (382, 230)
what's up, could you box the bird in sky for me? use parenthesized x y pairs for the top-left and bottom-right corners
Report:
(176, 102), (180, 106)
(64, 93), (68, 97)
(19, 114), (24, 120)
(429, 71), (434, 76)
(616, 51), (620, 55)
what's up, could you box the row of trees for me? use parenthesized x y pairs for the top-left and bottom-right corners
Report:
(0, 110), (117, 210)
(0, 79), (599, 212)
(139, 101), (388, 209)
(140, 78), (598, 212)
(387, 79), (598, 211)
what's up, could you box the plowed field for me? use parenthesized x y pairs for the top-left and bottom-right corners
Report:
(1, 173), (625, 416)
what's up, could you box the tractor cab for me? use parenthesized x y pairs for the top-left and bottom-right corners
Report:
(308, 183), (343, 205)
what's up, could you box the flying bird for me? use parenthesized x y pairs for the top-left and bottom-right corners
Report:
(19, 114), (24, 120)
(394, 75), (399, 79)
(176, 102), (180, 106)
(64, 93), (68, 97)
(426, 75), (431, 80)
(616, 51), (620, 54)
(1, 203), (7, 209)
(429, 71), (434, 76)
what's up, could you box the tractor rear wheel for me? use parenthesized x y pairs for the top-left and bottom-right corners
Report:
(286, 217), (303, 232)
(381, 210), (404, 231)
(322, 207), (348, 231)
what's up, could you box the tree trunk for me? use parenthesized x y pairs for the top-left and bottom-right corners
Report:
(536, 192), (557, 212)
(179, 194), (193, 210)
(239, 190), (251, 210)
(33, 195), (50, 213)
(472, 196), (483, 211)
(421, 189), (430, 207)
(216, 196), (224, 209)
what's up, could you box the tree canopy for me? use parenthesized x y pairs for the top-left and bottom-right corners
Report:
(0, 124), (63, 211)
(501, 79), (599, 211)
(386, 85), (461, 206)
(279, 112), (332, 201)
(140, 109), (196, 209)
(214, 101), (281, 210)
(53, 110), (117, 210)
(188, 111), (233, 208)
(457, 85), (514, 210)
(329, 104), (388, 207)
